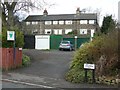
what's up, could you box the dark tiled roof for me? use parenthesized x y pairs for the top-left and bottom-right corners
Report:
(25, 13), (97, 21)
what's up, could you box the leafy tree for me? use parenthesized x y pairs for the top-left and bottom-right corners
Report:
(100, 15), (116, 34)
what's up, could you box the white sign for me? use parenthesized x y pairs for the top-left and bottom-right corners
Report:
(7, 31), (15, 41)
(84, 63), (95, 70)
(19, 48), (22, 50)
(74, 36), (77, 38)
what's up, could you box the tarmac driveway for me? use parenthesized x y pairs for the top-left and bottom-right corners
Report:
(12, 49), (74, 79)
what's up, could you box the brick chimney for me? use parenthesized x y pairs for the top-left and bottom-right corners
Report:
(43, 9), (48, 16)
(76, 7), (80, 15)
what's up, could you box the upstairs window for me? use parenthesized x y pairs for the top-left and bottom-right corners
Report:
(65, 20), (72, 24)
(53, 21), (58, 25)
(45, 21), (52, 25)
(80, 20), (87, 24)
(26, 22), (30, 25)
(59, 21), (64, 25)
(32, 21), (38, 25)
(89, 20), (95, 24)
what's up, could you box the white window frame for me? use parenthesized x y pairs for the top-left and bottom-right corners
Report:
(32, 22), (36, 25)
(65, 20), (72, 24)
(65, 29), (72, 34)
(35, 21), (38, 24)
(54, 29), (58, 35)
(45, 29), (51, 34)
(54, 29), (62, 35)
(53, 21), (58, 25)
(80, 20), (88, 24)
(89, 20), (95, 24)
(58, 29), (62, 35)
(45, 21), (52, 25)
(26, 22), (30, 25)
(80, 29), (87, 34)
(59, 21), (64, 25)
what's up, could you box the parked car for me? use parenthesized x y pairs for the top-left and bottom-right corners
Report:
(59, 40), (74, 51)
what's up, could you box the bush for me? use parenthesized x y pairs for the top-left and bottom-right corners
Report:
(65, 69), (92, 83)
(65, 30), (119, 83)
(65, 42), (94, 83)
(22, 54), (31, 66)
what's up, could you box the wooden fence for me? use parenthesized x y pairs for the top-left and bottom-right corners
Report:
(0, 48), (22, 70)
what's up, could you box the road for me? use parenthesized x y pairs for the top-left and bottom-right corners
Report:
(2, 81), (41, 88)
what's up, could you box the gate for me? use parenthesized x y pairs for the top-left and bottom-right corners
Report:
(50, 35), (63, 49)
(24, 35), (35, 49)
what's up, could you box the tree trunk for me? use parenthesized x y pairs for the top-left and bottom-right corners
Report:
(8, 8), (14, 29)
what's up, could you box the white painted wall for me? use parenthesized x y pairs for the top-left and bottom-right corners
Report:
(35, 35), (50, 50)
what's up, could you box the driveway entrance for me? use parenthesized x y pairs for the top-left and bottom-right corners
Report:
(18, 50), (73, 79)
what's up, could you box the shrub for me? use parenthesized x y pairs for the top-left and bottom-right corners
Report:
(65, 42), (94, 83)
(65, 69), (92, 83)
(22, 54), (31, 66)
(65, 30), (119, 83)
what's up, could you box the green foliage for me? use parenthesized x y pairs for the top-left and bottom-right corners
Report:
(67, 30), (77, 35)
(100, 15), (116, 34)
(65, 29), (119, 83)
(22, 54), (31, 66)
(2, 26), (24, 48)
(65, 69), (92, 83)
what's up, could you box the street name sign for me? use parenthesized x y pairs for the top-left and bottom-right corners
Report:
(84, 63), (95, 70)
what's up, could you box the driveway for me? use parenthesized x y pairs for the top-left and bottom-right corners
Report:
(13, 50), (73, 79)
(2, 49), (118, 88)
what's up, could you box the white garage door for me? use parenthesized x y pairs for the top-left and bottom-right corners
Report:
(35, 35), (50, 50)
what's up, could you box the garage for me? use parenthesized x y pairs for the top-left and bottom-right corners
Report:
(35, 35), (50, 50)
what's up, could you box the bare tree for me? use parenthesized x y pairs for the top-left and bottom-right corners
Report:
(93, 8), (102, 24)
(82, 7), (101, 25)
(1, 0), (54, 29)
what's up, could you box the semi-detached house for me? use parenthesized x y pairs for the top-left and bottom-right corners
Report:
(23, 8), (99, 36)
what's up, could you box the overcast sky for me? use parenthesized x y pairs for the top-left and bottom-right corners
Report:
(28, 0), (120, 25)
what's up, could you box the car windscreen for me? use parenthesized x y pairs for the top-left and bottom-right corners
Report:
(61, 41), (69, 44)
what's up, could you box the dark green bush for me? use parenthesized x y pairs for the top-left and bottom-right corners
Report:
(22, 54), (31, 66)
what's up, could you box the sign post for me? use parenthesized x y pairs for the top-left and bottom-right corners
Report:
(74, 36), (77, 50)
(7, 31), (16, 64)
(84, 63), (95, 83)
